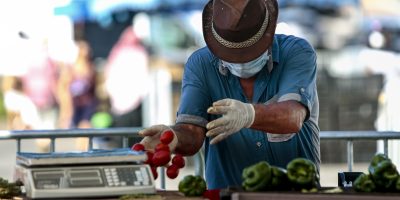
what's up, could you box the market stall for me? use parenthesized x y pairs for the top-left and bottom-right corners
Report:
(2, 130), (400, 200)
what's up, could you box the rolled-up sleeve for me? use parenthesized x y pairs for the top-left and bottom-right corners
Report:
(175, 52), (211, 127)
(277, 38), (317, 120)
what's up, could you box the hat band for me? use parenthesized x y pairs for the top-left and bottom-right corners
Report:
(211, 9), (269, 49)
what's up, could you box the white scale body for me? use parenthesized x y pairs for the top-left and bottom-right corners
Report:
(14, 149), (156, 199)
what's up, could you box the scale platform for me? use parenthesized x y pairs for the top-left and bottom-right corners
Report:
(14, 148), (156, 199)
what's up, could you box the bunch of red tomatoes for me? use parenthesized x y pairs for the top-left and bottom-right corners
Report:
(131, 130), (185, 180)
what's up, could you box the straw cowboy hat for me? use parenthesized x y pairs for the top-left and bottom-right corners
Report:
(202, 0), (278, 63)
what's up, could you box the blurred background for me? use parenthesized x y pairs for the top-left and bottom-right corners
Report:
(0, 0), (400, 189)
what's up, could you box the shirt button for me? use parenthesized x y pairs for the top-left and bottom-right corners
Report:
(256, 142), (262, 147)
(300, 88), (305, 93)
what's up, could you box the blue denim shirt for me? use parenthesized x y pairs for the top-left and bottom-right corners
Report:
(176, 34), (320, 189)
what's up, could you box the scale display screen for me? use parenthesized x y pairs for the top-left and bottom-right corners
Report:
(31, 165), (152, 189)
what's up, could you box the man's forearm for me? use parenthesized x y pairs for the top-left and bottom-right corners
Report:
(250, 100), (307, 133)
(171, 123), (206, 156)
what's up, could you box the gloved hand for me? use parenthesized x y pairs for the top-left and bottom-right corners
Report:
(138, 125), (178, 152)
(206, 98), (255, 144)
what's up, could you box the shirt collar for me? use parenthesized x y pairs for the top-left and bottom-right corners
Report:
(272, 36), (279, 64)
(268, 36), (279, 73)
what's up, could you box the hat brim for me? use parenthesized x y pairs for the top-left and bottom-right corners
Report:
(202, 0), (278, 63)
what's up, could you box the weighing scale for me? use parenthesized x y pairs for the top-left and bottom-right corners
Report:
(14, 148), (156, 199)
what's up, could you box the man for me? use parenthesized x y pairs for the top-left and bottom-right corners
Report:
(139, 0), (320, 189)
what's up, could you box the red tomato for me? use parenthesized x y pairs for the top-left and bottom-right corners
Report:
(172, 154), (185, 168)
(160, 130), (174, 145)
(131, 143), (145, 151)
(155, 143), (170, 152)
(151, 166), (158, 180)
(145, 151), (154, 166)
(152, 150), (171, 167)
(203, 189), (220, 200)
(166, 165), (179, 179)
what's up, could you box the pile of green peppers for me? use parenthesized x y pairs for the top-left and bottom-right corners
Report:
(178, 175), (207, 197)
(354, 153), (400, 192)
(242, 158), (318, 192)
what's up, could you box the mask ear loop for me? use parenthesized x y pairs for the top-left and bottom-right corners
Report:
(267, 47), (273, 73)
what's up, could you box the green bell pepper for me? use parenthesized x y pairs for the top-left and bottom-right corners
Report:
(242, 161), (272, 192)
(0, 177), (21, 199)
(396, 176), (400, 191)
(368, 153), (390, 173)
(286, 158), (318, 189)
(353, 173), (376, 193)
(178, 175), (207, 197)
(267, 166), (289, 190)
(369, 159), (399, 191)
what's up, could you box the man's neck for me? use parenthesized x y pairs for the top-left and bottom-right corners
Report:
(239, 76), (257, 102)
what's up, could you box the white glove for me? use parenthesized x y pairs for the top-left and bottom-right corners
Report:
(138, 125), (178, 152)
(206, 98), (255, 144)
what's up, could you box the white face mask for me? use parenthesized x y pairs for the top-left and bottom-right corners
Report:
(222, 51), (269, 78)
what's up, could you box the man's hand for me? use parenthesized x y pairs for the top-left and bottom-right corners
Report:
(139, 125), (178, 152)
(206, 99), (255, 144)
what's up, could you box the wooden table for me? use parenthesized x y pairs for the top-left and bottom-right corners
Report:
(218, 187), (400, 200)
(229, 192), (400, 200)
(15, 189), (400, 200)
(16, 191), (206, 200)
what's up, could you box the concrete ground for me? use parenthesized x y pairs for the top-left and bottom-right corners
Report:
(0, 139), (369, 190)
